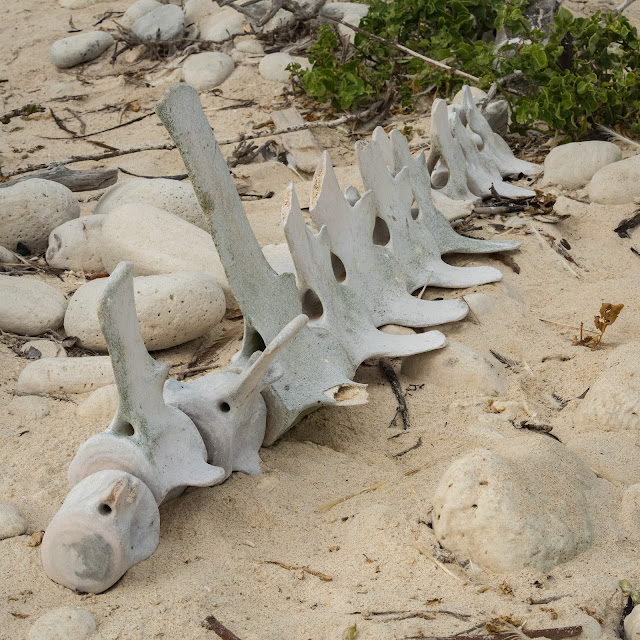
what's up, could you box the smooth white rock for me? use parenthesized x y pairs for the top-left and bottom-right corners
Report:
(199, 8), (245, 43)
(263, 8), (295, 32)
(320, 2), (369, 41)
(588, 153), (640, 204)
(46, 215), (106, 273)
(0, 246), (17, 264)
(541, 141), (622, 189)
(65, 272), (225, 351)
(258, 52), (310, 83)
(22, 339), (67, 359)
(401, 340), (506, 396)
(99, 203), (233, 308)
(7, 395), (50, 420)
(432, 435), (594, 572)
(76, 383), (119, 421)
(0, 503), (28, 540)
(379, 324), (417, 336)
(50, 32), (114, 69)
(17, 357), (115, 394)
(0, 179), (80, 254)
(452, 86), (487, 105)
(132, 4), (184, 42)
(574, 343), (640, 431)
(463, 292), (495, 319)
(93, 178), (207, 229)
(184, 0), (217, 25)
(120, 0), (162, 29)
(0, 276), (67, 335)
(234, 36), (264, 54)
(625, 605), (640, 640)
(28, 607), (96, 640)
(183, 52), (235, 91)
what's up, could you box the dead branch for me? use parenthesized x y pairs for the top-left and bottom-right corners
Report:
(404, 626), (582, 640)
(0, 166), (118, 191)
(203, 615), (242, 640)
(379, 358), (410, 430)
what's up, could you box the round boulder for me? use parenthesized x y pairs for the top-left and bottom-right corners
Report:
(50, 31), (114, 69)
(588, 153), (640, 204)
(183, 52), (235, 91)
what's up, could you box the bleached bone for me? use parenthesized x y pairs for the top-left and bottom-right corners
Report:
(68, 261), (225, 504)
(42, 469), (159, 594)
(157, 83), (368, 446)
(449, 110), (535, 200)
(460, 85), (542, 178)
(310, 152), (469, 328)
(427, 99), (480, 202)
(356, 138), (505, 291)
(164, 315), (308, 481)
(284, 184), (448, 362)
(388, 128), (521, 256)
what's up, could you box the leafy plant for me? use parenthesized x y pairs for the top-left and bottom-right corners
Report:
(290, 1), (640, 139)
(574, 303), (624, 349)
(620, 579), (640, 605)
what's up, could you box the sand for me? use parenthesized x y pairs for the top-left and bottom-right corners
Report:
(1, 1), (640, 638)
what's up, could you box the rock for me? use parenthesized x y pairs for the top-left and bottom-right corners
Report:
(588, 153), (640, 204)
(93, 178), (207, 229)
(100, 203), (233, 308)
(17, 357), (115, 394)
(482, 99), (509, 137)
(21, 340), (67, 359)
(199, 8), (245, 43)
(50, 32), (114, 69)
(0, 503), (28, 540)
(574, 343), (640, 431)
(271, 107), (323, 174)
(0, 246), (16, 264)
(432, 434), (595, 572)
(184, 0), (217, 25)
(401, 341), (506, 396)
(76, 383), (118, 421)
(320, 2), (369, 42)
(64, 272), (225, 351)
(0, 179), (80, 254)
(463, 293), (495, 319)
(234, 36), (264, 54)
(452, 86), (487, 104)
(183, 52), (235, 91)
(28, 607), (96, 640)
(258, 52), (310, 84)
(379, 324), (417, 336)
(262, 8), (295, 33)
(121, 0), (162, 29)
(46, 215), (106, 273)
(541, 141), (622, 189)
(132, 4), (184, 42)
(0, 277), (67, 335)
(624, 605), (640, 640)
(7, 395), (50, 420)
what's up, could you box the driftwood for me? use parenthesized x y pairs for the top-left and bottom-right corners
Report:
(405, 626), (583, 640)
(0, 165), (118, 191)
(271, 107), (324, 174)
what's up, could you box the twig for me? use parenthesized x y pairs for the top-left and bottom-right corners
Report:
(324, 17), (479, 82)
(618, 0), (638, 12)
(118, 167), (188, 180)
(379, 358), (410, 430)
(9, 390), (76, 404)
(258, 560), (332, 581)
(538, 318), (599, 335)
(203, 615), (242, 640)
(44, 112), (154, 140)
(393, 437), (422, 458)
(528, 223), (580, 278)
(317, 479), (390, 511)
(405, 626), (582, 640)
(410, 543), (465, 583)
(3, 114), (358, 178)
(49, 108), (79, 137)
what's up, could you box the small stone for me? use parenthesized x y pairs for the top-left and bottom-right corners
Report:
(0, 179), (80, 254)
(184, 0), (217, 25)
(401, 341), (506, 396)
(463, 293), (495, 319)
(183, 52), (235, 91)
(50, 32), (114, 69)
(21, 340), (67, 359)
(541, 141), (622, 189)
(624, 604), (640, 640)
(0, 503), (28, 540)
(46, 215), (106, 273)
(120, 0), (162, 29)
(320, 2), (369, 42)
(199, 8), (245, 43)
(93, 178), (207, 229)
(262, 8), (295, 33)
(452, 86), (487, 104)
(7, 395), (50, 420)
(0, 245), (16, 264)
(76, 383), (118, 421)
(132, 4), (185, 42)
(588, 153), (640, 204)
(432, 434), (594, 572)
(99, 203), (233, 308)
(0, 277), (67, 335)
(234, 36), (264, 54)
(379, 324), (417, 336)
(482, 99), (509, 137)
(259, 52), (310, 84)
(17, 356), (115, 395)
(64, 272), (225, 351)
(28, 607), (96, 640)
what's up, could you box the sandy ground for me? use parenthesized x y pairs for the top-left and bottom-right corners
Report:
(2, 1), (640, 639)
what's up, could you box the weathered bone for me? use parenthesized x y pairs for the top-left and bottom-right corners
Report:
(284, 184), (448, 362)
(461, 85), (542, 177)
(68, 261), (225, 503)
(42, 470), (159, 594)
(310, 152), (469, 328)
(164, 315), (309, 480)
